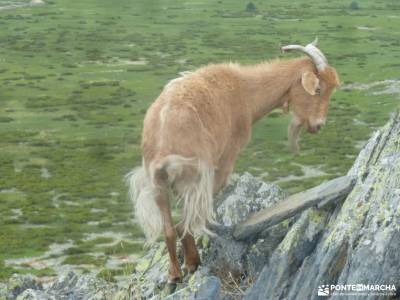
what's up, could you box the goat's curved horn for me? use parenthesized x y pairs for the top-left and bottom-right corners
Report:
(281, 37), (327, 71)
(311, 36), (318, 47)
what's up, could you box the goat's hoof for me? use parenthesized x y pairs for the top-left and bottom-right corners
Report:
(183, 263), (199, 275)
(165, 276), (183, 295)
(164, 282), (177, 295)
(167, 275), (182, 284)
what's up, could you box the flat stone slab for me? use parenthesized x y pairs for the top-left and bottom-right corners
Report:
(233, 175), (356, 240)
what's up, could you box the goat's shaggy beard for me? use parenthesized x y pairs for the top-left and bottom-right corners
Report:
(288, 116), (302, 154)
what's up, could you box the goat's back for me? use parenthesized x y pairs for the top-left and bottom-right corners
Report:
(142, 64), (251, 169)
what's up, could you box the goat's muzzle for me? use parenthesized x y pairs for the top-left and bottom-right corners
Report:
(307, 120), (325, 134)
(308, 125), (320, 134)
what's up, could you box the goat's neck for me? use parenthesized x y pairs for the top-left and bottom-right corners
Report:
(240, 58), (309, 123)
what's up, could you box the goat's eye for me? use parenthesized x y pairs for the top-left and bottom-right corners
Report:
(315, 87), (321, 96)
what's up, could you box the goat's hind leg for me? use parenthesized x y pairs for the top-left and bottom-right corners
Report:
(154, 173), (182, 283)
(176, 223), (201, 275)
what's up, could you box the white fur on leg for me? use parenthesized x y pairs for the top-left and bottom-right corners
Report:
(176, 160), (216, 238)
(125, 167), (163, 244)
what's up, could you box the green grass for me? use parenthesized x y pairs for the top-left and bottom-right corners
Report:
(0, 0), (399, 281)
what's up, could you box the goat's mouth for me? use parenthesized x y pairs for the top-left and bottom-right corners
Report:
(307, 125), (320, 134)
(288, 117), (324, 153)
(306, 122), (323, 134)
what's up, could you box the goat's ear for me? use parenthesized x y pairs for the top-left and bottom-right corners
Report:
(301, 71), (320, 96)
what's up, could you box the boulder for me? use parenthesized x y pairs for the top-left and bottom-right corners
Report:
(4, 274), (42, 300)
(215, 172), (287, 227)
(245, 111), (400, 299)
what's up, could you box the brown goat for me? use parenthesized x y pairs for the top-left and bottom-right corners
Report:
(126, 39), (340, 283)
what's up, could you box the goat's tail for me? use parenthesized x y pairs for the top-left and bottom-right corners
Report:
(125, 166), (163, 244)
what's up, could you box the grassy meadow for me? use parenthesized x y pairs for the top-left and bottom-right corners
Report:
(0, 0), (399, 281)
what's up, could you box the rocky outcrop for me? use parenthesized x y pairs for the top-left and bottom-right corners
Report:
(233, 175), (356, 240)
(2, 112), (399, 299)
(244, 111), (400, 300)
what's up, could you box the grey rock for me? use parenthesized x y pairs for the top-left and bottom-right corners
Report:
(6, 274), (42, 300)
(203, 231), (247, 277)
(129, 243), (170, 298)
(245, 217), (297, 277)
(0, 282), (8, 300)
(164, 275), (221, 300)
(245, 111), (400, 300)
(41, 271), (117, 299)
(16, 289), (51, 300)
(194, 276), (220, 300)
(215, 172), (287, 227)
(233, 175), (356, 240)
(207, 173), (289, 278)
(163, 287), (192, 300)
(3, 272), (117, 300)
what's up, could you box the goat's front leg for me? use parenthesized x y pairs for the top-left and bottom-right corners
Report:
(155, 188), (182, 283)
(214, 168), (231, 194)
(175, 223), (200, 274)
(213, 149), (238, 194)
